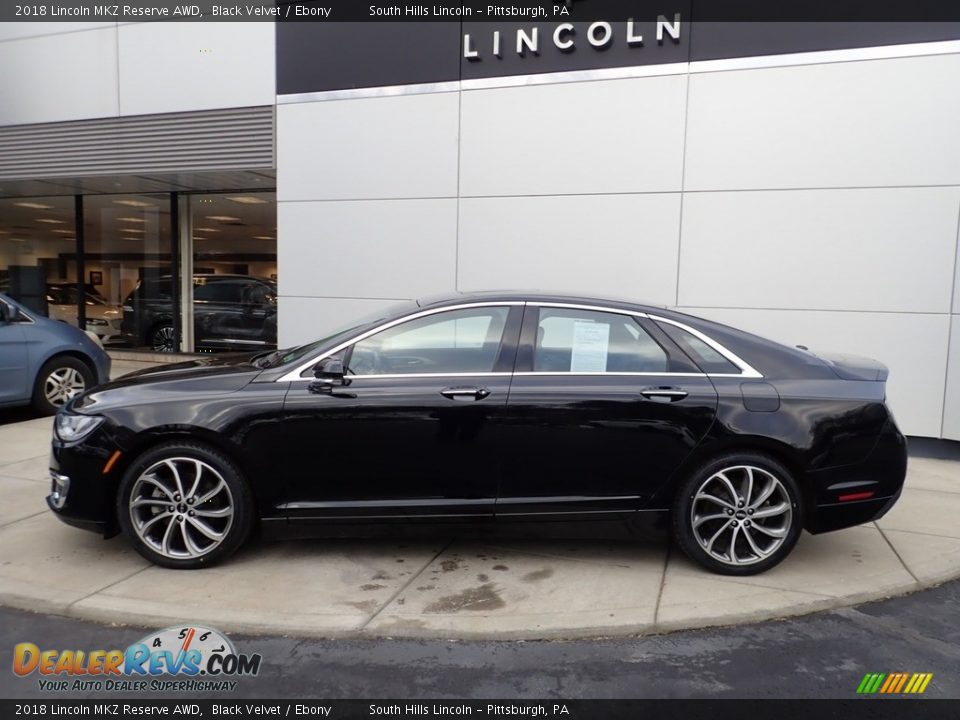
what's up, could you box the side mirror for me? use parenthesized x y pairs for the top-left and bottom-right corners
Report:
(0, 301), (13, 324)
(308, 357), (347, 394)
(314, 357), (345, 380)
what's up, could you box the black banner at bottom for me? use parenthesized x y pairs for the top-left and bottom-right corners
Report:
(2, 700), (960, 720)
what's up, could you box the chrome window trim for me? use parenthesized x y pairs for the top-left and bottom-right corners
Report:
(513, 371), (706, 378)
(276, 299), (763, 382)
(276, 301), (524, 382)
(647, 314), (763, 379)
(527, 301), (648, 318)
(345, 372), (513, 380)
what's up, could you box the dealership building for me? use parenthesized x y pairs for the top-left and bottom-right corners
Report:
(1, 16), (959, 441)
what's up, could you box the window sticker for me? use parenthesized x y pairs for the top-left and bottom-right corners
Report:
(570, 320), (610, 372)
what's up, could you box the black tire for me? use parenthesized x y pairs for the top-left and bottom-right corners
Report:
(116, 441), (254, 569)
(672, 452), (803, 576)
(31, 356), (94, 415)
(149, 323), (175, 353)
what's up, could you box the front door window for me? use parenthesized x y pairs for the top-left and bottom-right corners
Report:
(348, 306), (511, 376)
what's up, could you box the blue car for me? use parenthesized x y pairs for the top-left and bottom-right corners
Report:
(0, 292), (111, 414)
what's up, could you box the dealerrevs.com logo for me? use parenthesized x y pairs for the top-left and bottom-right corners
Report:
(13, 625), (261, 693)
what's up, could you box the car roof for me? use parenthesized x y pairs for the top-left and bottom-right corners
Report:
(415, 290), (669, 314)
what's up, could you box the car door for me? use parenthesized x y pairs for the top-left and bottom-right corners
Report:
(279, 303), (523, 523)
(497, 303), (718, 518)
(0, 299), (29, 404)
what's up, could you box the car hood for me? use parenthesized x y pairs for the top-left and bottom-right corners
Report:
(72, 352), (264, 413)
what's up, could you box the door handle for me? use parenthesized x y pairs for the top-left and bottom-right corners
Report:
(440, 386), (491, 401)
(640, 386), (688, 402)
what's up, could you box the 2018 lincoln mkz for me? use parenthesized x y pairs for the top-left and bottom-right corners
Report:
(47, 293), (907, 575)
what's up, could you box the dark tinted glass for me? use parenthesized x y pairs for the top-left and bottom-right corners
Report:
(660, 322), (740, 374)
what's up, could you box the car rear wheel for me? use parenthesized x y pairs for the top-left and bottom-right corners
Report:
(149, 323), (175, 352)
(672, 453), (802, 575)
(32, 356), (93, 415)
(116, 442), (253, 569)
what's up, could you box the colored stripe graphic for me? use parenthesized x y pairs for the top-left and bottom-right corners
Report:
(857, 672), (932, 694)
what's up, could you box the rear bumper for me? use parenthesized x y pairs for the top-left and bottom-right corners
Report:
(805, 416), (908, 534)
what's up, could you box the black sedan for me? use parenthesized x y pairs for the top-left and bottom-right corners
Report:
(47, 292), (907, 575)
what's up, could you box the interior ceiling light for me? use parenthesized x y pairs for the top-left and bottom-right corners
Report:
(206, 215), (242, 223)
(0, 230), (9, 235)
(121, 237), (142, 241)
(226, 196), (269, 205)
(14, 202), (54, 210)
(253, 236), (275, 240)
(119, 227), (145, 234)
(36, 218), (66, 224)
(194, 227), (222, 233)
(116, 217), (146, 223)
(51, 229), (74, 234)
(112, 199), (154, 208)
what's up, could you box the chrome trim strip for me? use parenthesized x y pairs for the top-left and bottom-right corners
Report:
(460, 63), (688, 91)
(689, 39), (960, 75)
(514, 371), (706, 378)
(276, 301), (525, 382)
(526, 300), (648, 317)
(648, 314), (763, 379)
(348, 372), (512, 380)
(277, 81), (461, 105)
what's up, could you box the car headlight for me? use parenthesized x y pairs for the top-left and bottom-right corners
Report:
(55, 414), (104, 443)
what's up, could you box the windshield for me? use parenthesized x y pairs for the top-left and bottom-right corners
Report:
(257, 300), (418, 369)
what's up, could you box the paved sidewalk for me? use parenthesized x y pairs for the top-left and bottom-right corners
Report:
(1, 405), (958, 639)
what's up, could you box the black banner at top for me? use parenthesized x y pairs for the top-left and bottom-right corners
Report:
(6, 0), (960, 22)
(3, 699), (960, 720)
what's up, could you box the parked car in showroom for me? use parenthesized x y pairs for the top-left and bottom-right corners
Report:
(47, 292), (906, 574)
(121, 274), (277, 352)
(0, 292), (111, 415)
(46, 282), (124, 345)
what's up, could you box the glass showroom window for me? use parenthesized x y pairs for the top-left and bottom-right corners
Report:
(83, 194), (173, 352)
(0, 196), (80, 328)
(189, 192), (277, 353)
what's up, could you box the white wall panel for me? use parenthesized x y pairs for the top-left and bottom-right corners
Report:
(278, 296), (407, 348)
(678, 187), (960, 313)
(943, 316), (960, 441)
(278, 199), (457, 300)
(678, 307), (950, 438)
(458, 194), (681, 303)
(277, 93), (459, 202)
(0, 29), (119, 126)
(0, 23), (115, 42)
(117, 22), (274, 116)
(459, 75), (687, 197)
(685, 53), (960, 190)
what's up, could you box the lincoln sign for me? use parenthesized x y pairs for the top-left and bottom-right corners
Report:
(463, 14), (682, 61)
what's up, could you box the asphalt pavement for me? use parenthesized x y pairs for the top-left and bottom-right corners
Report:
(2, 578), (959, 699)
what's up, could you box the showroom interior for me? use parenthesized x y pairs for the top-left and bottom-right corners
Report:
(1, 18), (960, 441)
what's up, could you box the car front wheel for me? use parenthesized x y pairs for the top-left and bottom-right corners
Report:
(116, 442), (253, 569)
(32, 356), (93, 415)
(672, 453), (802, 575)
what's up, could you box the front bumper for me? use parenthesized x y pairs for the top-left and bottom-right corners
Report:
(47, 427), (121, 537)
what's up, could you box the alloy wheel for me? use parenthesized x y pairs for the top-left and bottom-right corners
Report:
(128, 457), (235, 560)
(151, 325), (175, 352)
(44, 367), (86, 407)
(690, 465), (793, 567)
